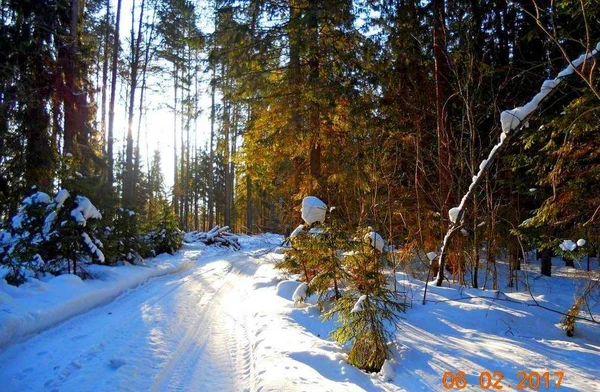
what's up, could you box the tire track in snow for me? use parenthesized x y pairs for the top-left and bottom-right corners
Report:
(149, 254), (259, 392)
(0, 246), (262, 392)
(0, 248), (206, 392)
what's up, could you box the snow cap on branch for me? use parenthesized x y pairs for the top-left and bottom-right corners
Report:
(448, 207), (461, 224)
(70, 196), (102, 226)
(364, 230), (385, 252)
(559, 240), (576, 252)
(500, 44), (599, 134)
(301, 196), (327, 225)
(289, 224), (305, 239)
(351, 294), (367, 313)
(426, 252), (437, 263)
(55, 189), (70, 209)
(292, 282), (308, 304)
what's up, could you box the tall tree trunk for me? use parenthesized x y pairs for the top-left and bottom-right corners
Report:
(208, 66), (216, 228)
(63, 0), (90, 158)
(172, 62), (179, 217)
(223, 78), (232, 227)
(288, 0), (303, 195)
(100, 0), (110, 158)
(246, 174), (253, 233)
(308, 0), (321, 193)
(107, 0), (123, 187)
(434, 0), (452, 287)
(433, 0), (451, 215)
(540, 247), (552, 277)
(229, 104), (238, 230)
(179, 63), (185, 224)
(124, 0), (146, 207)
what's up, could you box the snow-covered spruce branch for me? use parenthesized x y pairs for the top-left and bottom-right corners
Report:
(424, 42), (600, 298)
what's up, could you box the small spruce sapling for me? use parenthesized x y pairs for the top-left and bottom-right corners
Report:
(146, 199), (183, 255)
(44, 191), (105, 277)
(562, 297), (584, 337)
(323, 229), (406, 372)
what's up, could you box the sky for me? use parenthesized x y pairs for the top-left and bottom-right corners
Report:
(110, 0), (216, 189)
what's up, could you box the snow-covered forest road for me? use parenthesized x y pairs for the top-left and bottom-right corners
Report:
(0, 244), (263, 392)
(2, 236), (598, 392)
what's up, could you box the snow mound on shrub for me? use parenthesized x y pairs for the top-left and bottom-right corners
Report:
(364, 231), (385, 252)
(301, 197), (327, 225)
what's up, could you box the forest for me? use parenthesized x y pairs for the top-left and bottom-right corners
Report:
(0, 0), (599, 288)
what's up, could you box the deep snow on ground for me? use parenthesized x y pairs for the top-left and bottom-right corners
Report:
(0, 234), (598, 391)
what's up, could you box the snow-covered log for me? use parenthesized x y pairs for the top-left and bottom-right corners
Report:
(184, 226), (241, 250)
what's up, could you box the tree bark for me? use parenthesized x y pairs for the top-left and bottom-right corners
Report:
(208, 66), (216, 228)
(107, 0), (122, 187)
(540, 247), (552, 277)
(308, 0), (321, 193)
(433, 0), (452, 215)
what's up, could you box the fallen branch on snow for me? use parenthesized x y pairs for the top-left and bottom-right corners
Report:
(184, 226), (241, 250)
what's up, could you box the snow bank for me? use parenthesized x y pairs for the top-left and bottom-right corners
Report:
(0, 244), (208, 349)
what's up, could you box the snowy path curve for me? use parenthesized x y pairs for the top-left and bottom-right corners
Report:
(0, 244), (266, 392)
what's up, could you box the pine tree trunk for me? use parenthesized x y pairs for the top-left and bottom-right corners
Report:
(433, 0), (451, 287)
(308, 0), (321, 193)
(100, 0), (110, 159)
(541, 247), (552, 277)
(433, 0), (452, 216)
(107, 0), (122, 187)
(172, 62), (179, 217)
(124, 0), (145, 207)
(246, 174), (253, 233)
(223, 95), (231, 227)
(208, 66), (216, 229)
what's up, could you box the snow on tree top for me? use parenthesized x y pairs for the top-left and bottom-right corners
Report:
(301, 196), (327, 225)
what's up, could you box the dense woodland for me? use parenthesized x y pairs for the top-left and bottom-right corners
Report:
(0, 1), (599, 285)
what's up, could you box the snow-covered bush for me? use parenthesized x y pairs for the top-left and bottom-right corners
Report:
(0, 188), (105, 285)
(145, 200), (183, 255)
(301, 196), (327, 225)
(0, 189), (53, 284)
(101, 208), (148, 264)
